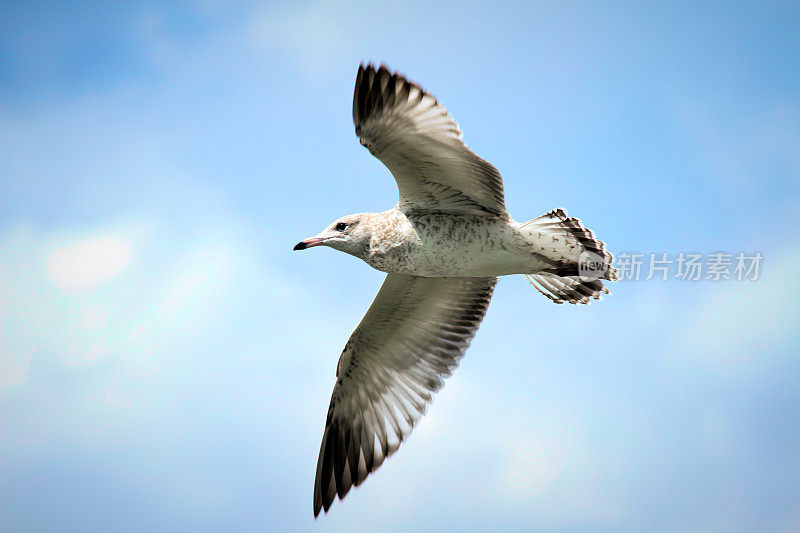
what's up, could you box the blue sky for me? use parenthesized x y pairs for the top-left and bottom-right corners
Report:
(2, 1), (799, 531)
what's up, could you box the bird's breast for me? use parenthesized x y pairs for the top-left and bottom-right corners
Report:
(365, 212), (533, 277)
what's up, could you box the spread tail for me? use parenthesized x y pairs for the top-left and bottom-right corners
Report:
(520, 208), (616, 305)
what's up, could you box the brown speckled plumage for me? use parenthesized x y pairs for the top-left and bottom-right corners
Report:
(296, 63), (616, 517)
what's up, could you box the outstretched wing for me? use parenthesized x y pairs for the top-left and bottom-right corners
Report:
(353, 63), (508, 219)
(313, 273), (497, 516)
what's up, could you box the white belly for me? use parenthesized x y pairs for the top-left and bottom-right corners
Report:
(365, 212), (549, 277)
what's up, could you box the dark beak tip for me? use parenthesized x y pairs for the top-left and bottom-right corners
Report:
(293, 241), (307, 251)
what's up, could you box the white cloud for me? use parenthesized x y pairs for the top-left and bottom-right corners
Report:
(46, 236), (132, 292)
(672, 243), (800, 376)
(490, 404), (625, 527)
(120, 239), (237, 365)
(500, 429), (572, 501)
(248, 0), (360, 72)
(0, 348), (31, 391)
(0, 216), (241, 375)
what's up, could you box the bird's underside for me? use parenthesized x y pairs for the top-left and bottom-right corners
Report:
(361, 209), (615, 284)
(296, 63), (616, 517)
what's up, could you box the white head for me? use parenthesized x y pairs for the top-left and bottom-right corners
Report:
(293, 213), (372, 260)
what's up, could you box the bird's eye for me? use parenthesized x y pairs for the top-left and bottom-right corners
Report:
(335, 222), (348, 231)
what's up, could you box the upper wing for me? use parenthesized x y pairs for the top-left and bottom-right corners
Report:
(313, 273), (497, 517)
(353, 63), (508, 219)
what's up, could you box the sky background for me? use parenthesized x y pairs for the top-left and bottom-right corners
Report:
(2, 1), (800, 531)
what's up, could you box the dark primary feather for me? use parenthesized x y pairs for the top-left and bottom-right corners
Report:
(313, 274), (497, 517)
(353, 63), (508, 219)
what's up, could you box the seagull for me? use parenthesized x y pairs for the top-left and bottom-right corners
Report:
(294, 63), (616, 517)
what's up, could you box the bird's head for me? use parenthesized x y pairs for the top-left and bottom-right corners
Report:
(293, 214), (371, 259)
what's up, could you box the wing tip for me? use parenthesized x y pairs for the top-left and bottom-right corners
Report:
(357, 61), (395, 77)
(353, 61), (429, 116)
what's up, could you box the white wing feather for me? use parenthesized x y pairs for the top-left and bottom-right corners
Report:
(353, 64), (508, 218)
(313, 273), (497, 516)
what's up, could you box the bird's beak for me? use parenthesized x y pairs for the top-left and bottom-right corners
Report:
(293, 237), (326, 251)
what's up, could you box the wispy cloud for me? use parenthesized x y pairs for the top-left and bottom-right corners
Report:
(46, 236), (132, 292)
(3, 2), (800, 531)
(672, 241), (800, 377)
(248, 1), (353, 72)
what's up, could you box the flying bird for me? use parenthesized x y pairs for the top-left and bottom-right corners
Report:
(294, 63), (616, 517)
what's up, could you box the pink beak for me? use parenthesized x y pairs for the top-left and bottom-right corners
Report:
(293, 237), (326, 250)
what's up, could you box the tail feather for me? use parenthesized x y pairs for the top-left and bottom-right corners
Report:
(521, 208), (616, 305)
(525, 273), (609, 304)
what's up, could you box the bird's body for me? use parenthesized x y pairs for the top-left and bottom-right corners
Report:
(294, 63), (617, 517)
(353, 209), (570, 278)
